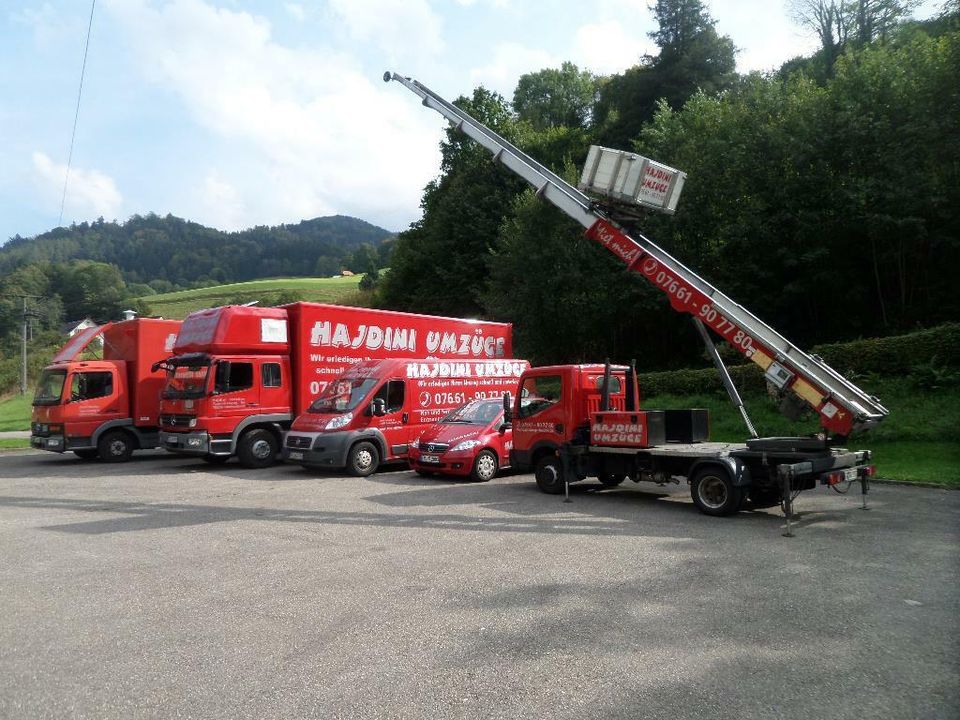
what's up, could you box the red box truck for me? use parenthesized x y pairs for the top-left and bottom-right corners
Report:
(282, 357), (528, 476)
(31, 318), (182, 461)
(157, 303), (513, 468)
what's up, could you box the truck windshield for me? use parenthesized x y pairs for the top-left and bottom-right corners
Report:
(33, 369), (67, 406)
(440, 399), (503, 425)
(162, 363), (211, 399)
(308, 377), (379, 414)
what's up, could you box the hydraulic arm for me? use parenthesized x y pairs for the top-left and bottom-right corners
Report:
(385, 71), (888, 437)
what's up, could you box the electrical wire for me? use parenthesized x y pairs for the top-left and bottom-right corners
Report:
(59, 0), (97, 227)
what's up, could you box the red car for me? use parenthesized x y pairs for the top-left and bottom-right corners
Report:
(408, 398), (512, 481)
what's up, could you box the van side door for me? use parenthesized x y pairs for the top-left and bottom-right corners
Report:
(371, 378), (409, 460)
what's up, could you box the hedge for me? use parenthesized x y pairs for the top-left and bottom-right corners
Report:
(639, 323), (960, 398)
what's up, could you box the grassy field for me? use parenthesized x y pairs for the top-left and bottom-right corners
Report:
(0, 394), (31, 431)
(139, 276), (364, 318)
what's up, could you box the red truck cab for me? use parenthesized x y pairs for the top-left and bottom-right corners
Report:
(283, 358), (527, 476)
(31, 319), (181, 461)
(408, 397), (514, 481)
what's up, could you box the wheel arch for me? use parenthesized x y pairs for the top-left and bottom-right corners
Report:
(688, 457), (751, 487)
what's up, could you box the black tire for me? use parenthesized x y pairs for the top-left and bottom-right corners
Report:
(97, 430), (134, 463)
(471, 450), (499, 482)
(598, 473), (625, 487)
(73, 449), (99, 460)
(415, 469), (435, 477)
(202, 454), (230, 465)
(347, 441), (380, 477)
(534, 455), (564, 494)
(237, 429), (278, 469)
(691, 466), (742, 516)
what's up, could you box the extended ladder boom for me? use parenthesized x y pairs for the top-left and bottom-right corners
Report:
(385, 72), (888, 437)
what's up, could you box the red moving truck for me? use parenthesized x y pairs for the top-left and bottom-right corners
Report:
(408, 396), (518, 482)
(283, 358), (528, 476)
(507, 363), (875, 517)
(157, 303), (513, 468)
(31, 318), (182, 461)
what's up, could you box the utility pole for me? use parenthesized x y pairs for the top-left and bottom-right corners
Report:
(11, 294), (42, 395)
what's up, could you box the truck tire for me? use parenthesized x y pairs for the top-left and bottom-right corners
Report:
(347, 441), (380, 477)
(73, 449), (99, 460)
(535, 456), (564, 494)
(237, 429), (278, 469)
(598, 473), (625, 487)
(97, 430), (134, 463)
(691, 466), (742, 516)
(471, 450), (499, 482)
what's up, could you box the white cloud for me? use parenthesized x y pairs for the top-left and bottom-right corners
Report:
(572, 21), (654, 75)
(283, 3), (306, 22)
(102, 0), (443, 232)
(328, 0), (444, 65)
(32, 152), (123, 223)
(469, 43), (559, 97)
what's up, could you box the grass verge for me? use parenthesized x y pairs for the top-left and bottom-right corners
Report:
(0, 438), (30, 450)
(0, 395), (31, 431)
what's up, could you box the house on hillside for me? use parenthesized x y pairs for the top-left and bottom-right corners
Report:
(61, 318), (96, 337)
(341, 270), (355, 277)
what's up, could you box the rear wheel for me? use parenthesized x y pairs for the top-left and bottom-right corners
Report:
(347, 441), (379, 477)
(691, 466), (742, 516)
(534, 455), (564, 494)
(598, 473), (625, 487)
(97, 430), (134, 463)
(471, 450), (499, 482)
(237, 429), (278, 469)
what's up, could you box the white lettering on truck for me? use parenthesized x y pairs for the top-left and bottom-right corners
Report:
(310, 322), (417, 353)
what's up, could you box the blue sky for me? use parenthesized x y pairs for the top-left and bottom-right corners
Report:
(0, 0), (942, 244)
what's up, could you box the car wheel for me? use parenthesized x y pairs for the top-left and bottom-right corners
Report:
(691, 466), (742, 516)
(471, 450), (499, 482)
(534, 455), (564, 494)
(237, 429), (278, 469)
(97, 430), (134, 463)
(347, 441), (380, 477)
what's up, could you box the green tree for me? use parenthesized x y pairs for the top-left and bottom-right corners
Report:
(512, 62), (599, 130)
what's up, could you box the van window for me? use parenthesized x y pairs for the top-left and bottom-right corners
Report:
(374, 380), (405, 413)
(71, 371), (113, 401)
(517, 374), (562, 418)
(262, 362), (282, 388)
(215, 361), (254, 393)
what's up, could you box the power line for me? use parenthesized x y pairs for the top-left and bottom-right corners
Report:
(58, 0), (98, 227)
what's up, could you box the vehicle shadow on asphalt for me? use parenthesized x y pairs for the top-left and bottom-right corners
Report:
(0, 491), (787, 539)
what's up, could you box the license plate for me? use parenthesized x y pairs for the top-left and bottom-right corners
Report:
(288, 451), (304, 461)
(844, 467), (858, 481)
(421, 454), (440, 464)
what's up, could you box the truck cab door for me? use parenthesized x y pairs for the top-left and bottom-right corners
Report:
(211, 359), (258, 423)
(512, 372), (567, 457)
(370, 378), (409, 460)
(66, 367), (125, 436)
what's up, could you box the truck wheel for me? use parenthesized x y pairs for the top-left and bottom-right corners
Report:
(237, 429), (278, 469)
(97, 430), (134, 463)
(347, 441), (379, 477)
(691, 466), (742, 516)
(535, 456), (564, 494)
(73, 449), (99, 460)
(598, 473), (625, 487)
(471, 450), (499, 482)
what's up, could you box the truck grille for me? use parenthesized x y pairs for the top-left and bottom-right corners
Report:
(421, 442), (449, 453)
(286, 435), (312, 449)
(160, 414), (195, 428)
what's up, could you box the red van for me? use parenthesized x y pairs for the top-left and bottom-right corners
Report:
(407, 397), (514, 481)
(283, 358), (528, 476)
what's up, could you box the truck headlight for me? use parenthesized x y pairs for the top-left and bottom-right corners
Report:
(188, 418), (197, 428)
(324, 414), (352, 431)
(450, 439), (481, 452)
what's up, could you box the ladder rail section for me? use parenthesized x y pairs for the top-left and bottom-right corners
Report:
(385, 71), (889, 436)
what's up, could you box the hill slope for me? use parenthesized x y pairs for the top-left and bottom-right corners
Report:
(0, 214), (395, 287)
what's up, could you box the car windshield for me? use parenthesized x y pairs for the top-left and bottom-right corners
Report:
(162, 363), (211, 399)
(308, 377), (379, 414)
(440, 399), (503, 425)
(33, 369), (66, 406)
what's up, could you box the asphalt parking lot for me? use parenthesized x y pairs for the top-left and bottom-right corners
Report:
(0, 449), (957, 720)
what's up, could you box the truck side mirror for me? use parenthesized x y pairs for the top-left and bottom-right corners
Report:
(498, 421), (511, 435)
(371, 398), (386, 417)
(502, 392), (512, 423)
